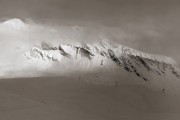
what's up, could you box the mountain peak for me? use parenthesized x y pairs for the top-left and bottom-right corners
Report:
(2, 18), (28, 30)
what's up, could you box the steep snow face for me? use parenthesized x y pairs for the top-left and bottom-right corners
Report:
(1, 18), (28, 30)
(88, 41), (177, 65)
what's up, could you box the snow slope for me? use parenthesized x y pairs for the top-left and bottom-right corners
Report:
(0, 76), (180, 120)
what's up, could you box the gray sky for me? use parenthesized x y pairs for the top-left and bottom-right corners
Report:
(0, 0), (180, 63)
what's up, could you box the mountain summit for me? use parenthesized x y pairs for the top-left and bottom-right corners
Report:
(1, 18), (28, 30)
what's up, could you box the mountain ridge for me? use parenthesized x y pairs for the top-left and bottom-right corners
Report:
(25, 41), (180, 82)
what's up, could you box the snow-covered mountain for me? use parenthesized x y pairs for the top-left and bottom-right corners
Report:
(0, 18), (180, 94)
(25, 41), (180, 81)
(23, 40), (180, 96)
(0, 18), (29, 30)
(1, 19), (180, 120)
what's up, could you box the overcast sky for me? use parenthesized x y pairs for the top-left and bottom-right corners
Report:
(0, 0), (180, 64)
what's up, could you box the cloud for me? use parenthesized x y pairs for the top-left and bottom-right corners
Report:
(0, 18), (176, 60)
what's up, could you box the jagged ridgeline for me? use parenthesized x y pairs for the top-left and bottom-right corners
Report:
(26, 41), (180, 81)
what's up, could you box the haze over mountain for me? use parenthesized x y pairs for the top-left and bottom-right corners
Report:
(0, 19), (179, 92)
(1, 0), (180, 65)
(0, 19), (179, 79)
(0, 18), (180, 120)
(0, 0), (180, 119)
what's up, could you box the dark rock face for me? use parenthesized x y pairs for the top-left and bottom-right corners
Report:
(58, 45), (71, 58)
(79, 47), (94, 60)
(108, 49), (115, 59)
(100, 51), (109, 58)
(170, 65), (180, 78)
(104, 50), (179, 81)
(108, 49), (121, 65)
(136, 56), (151, 71)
